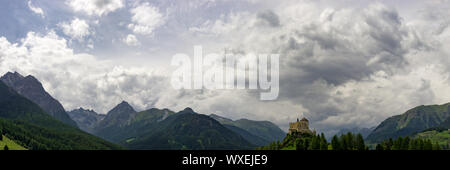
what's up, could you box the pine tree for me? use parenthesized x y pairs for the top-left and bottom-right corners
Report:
(304, 138), (310, 150)
(432, 142), (441, 150)
(320, 135), (328, 150)
(355, 133), (365, 150)
(385, 138), (393, 150)
(295, 138), (301, 150)
(392, 137), (402, 150)
(409, 139), (418, 150)
(418, 139), (424, 150)
(296, 139), (305, 150)
(340, 134), (348, 150)
(424, 140), (433, 150)
(320, 133), (326, 141)
(311, 135), (321, 150)
(375, 143), (384, 150)
(345, 132), (354, 150)
(402, 137), (410, 150)
(331, 135), (340, 150)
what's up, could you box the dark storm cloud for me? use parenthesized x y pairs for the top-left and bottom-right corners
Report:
(258, 3), (426, 127)
(279, 5), (409, 86)
(189, 2), (442, 135)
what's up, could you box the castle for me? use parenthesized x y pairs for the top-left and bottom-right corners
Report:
(288, 117), (315, 135)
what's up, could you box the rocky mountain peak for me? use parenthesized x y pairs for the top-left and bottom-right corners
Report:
(181, 107), (194, 113)
(1, 71), (25, 87)
(108, 101), (136, 115)
(0, 71), (78, 127)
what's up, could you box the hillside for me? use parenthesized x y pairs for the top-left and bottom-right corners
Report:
(412, 117), (450, 148)
(94, 101), (141, 142)
(0, 81), (122, 150)
(414, 130), (450, 147)
(222, 124), (269, 146)
(0, 135), (27, 150)
(366, 103), (450, 143)
(209, 114), (286, 145)
(124, 108), (255, 150)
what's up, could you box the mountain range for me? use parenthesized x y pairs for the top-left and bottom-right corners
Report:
(122, 108), (255, 150)
(366, 103), (450, 143)
(1, 71), (449, 150)
(68, 108), (105, 134)
(0, 71), (285, 150)
(0, 80), (121, 149)
(71, 101), (286, 149)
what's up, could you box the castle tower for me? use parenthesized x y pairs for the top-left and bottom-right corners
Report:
(288, 115), (314, 135)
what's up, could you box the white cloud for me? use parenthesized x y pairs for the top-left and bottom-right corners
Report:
(0, 31), (169, 113)
(123, 34), (140, 46)
(0, 30), (303, 131)
(67, 0), (124, 16)
(58, 18), (90, 41)
(128, 2), (166, 36)
(28, 0), (45, 18)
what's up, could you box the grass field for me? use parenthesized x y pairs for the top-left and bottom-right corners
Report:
(415, 130), (450, 146)
(0, 135), (27, 150)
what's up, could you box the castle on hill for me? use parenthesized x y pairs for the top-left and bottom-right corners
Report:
(288, 117), (315, 135)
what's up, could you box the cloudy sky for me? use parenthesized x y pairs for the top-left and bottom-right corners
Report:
(1, 0), (450, 136)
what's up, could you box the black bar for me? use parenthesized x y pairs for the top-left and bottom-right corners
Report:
(0, 150), (448, 169)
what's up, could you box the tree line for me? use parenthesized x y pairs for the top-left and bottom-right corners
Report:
(375, 137), (443, 150)
(258, 131), (447, 150)
(331, 132), (367, 150)
(258, 132), (367, 150)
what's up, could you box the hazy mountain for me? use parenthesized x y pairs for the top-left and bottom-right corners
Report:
(0, 80), (122, 150)
(95, 107), (177, 143)
(209, 114), (286, 144)
(93, 101), (138, 141)
(335, 127), (375, 139)
(366, 103), (450, 143)
(97, 101), (137, 128)
(0, 72), (77, 127)
(222, 124), (269, 146)
(68, 108), (105, 134)
(124, 108), (255, 150)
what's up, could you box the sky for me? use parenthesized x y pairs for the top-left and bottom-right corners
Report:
(1, 0), (450, 136)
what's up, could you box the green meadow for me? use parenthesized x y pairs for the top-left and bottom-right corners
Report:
(0, 135), (27, 150)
